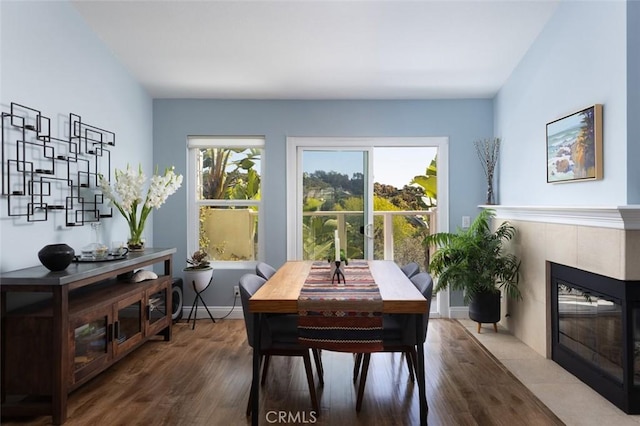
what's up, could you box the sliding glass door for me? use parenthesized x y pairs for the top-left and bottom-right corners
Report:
(301, 149), (373, 261)
(287, 137), (448, 317)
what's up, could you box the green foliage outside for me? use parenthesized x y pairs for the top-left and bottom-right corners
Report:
(302, 158), (436, 267)
(199, 148), (261, 258)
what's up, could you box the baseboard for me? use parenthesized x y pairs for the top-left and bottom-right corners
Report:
(448, 306), (469, 319)
(180, 305), (244, 321)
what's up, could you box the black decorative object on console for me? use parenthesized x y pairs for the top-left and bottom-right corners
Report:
(1, 102), (114, 226)
(38, 243), (75, 271)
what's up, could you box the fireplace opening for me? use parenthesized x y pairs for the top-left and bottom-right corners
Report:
(550, 262), (640, 414)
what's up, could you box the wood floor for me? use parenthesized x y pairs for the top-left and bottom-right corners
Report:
(1, 319), (563, 426)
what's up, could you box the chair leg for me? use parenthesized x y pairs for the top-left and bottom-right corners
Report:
(302, 351), (319, 414)
(246, 385), (252, 417)
(353, 353), (363, 383)
(405, 349), (416, 382)
(493, 323), (498, 333)
(412, 347), (421, 381)
(312, 348), (324, 387)
(261, 355), (271, 386)
(247, 355), (265, 416)
(355, 353), (371, 412)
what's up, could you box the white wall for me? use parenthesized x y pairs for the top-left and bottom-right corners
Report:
(495, 1), (627, 206)
(0, 1), (152, 272)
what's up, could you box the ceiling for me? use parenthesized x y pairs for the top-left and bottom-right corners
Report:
(71, 0), (559, 100)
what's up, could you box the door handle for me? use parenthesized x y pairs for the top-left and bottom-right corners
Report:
(364, 223), (373, 239)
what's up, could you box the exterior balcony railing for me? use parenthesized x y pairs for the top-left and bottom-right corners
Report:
(302, 209), (436, 270)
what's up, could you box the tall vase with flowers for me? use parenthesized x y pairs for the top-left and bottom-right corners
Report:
(99, 164), (183, 251)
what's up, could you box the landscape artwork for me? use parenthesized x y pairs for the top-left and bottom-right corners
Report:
(546, 104), (603, 183)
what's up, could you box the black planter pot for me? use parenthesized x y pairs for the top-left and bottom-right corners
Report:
(38, 243), (75, 271)
(468, 290), (501, 325)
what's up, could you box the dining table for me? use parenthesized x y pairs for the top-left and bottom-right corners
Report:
(248, 260), (429, 425)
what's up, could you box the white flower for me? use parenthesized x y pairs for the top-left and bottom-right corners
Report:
(98, 164), (183, 244)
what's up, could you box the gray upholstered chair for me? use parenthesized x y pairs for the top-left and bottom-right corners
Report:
(240, 273), (323, 416)
(400, 261), (420, 279)
(255, 261), (277, 280)
(353, 272), (433, 411)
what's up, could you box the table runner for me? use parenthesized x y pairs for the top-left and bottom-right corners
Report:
(298, 260), (383, 352)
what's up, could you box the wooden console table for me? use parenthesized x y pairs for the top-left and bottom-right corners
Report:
(0, 247), (175, 425)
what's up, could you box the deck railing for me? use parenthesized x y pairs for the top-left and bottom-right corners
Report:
(303, 209), (436, 266)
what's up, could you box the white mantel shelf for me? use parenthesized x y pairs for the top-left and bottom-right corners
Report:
(481, 205), (640, 230)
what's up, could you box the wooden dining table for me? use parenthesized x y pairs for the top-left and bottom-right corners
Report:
(248, 260), (429, 425)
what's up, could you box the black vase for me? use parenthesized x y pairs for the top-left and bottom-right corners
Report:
(38, 243), (75, 271)
(468, 290), (501, 324)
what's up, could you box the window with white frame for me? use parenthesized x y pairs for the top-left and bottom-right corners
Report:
(187, 136), (264, 264)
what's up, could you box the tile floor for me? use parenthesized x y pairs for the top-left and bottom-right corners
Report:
(457, 319), (640, 426)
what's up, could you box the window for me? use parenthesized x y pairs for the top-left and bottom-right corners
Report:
(187, 137), (264, 265)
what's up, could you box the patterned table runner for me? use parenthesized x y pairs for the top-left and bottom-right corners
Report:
(298, 260), (383, 352)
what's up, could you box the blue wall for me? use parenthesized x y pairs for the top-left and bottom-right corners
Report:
(5, 0), (636, 312)
(0, 1), (153, 272)
(153, 99), (493, 306)
(495, 1), (629, 206)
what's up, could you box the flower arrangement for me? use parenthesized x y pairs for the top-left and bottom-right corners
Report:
(99, 164), (183, 249)
(185, 250), (211, 270)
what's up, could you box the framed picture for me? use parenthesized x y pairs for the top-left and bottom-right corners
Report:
(546, 104), (603, 183)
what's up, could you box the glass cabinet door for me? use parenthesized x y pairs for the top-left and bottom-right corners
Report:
(114, 293), (144, 355)
(148, 288), (168, 325)
(72, 311), (112, 384)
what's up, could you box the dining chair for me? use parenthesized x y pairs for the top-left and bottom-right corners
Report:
(255, 261), (277, 280)
(354, 272), (433, 412)
(400, 261), (421, 279)
(239, 273), (323, 416)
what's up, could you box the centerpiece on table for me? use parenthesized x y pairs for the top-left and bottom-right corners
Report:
(328, 230), (348, 283)
(99, 164), (183, 251)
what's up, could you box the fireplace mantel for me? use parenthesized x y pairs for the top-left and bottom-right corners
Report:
(483, 204), (640, 359)
(483, 205), (640, 230)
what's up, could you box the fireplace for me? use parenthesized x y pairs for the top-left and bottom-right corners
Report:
(550, 262), (640, 413)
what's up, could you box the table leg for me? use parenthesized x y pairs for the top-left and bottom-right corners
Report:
(416, 315), (427, 425)
(251, 313), (261, 426)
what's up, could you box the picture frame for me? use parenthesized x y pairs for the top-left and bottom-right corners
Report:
(546, 104), (603, 183)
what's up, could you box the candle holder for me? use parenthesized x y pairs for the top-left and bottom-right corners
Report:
(331, 260), (345, 284)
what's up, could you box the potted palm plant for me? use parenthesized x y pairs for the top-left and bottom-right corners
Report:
(423, 209), (521, 332)
(183, 250), (213, 292)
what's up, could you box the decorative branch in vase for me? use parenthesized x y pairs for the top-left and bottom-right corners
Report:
(474, 137), (501, 205)
(99, 164), (183, 250)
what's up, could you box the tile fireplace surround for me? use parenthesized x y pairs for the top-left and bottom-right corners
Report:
(488, 205), (640, 358)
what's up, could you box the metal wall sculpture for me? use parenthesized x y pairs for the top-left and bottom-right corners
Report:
(1, 102), (113, 226)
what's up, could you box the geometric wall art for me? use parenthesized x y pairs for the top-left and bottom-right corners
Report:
(1, 102), (114, 225)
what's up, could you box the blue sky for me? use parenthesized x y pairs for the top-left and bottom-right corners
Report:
(303, 147), (437, 188)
